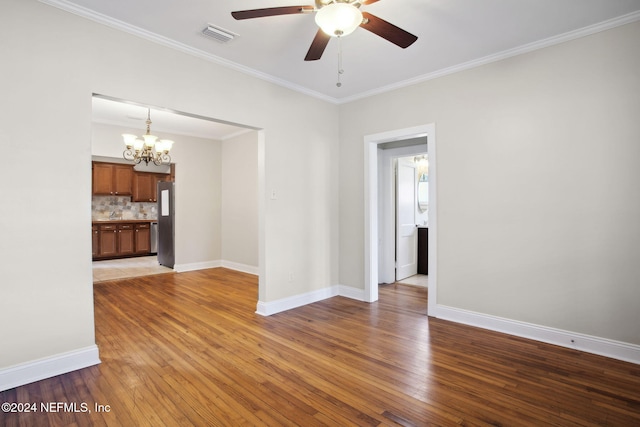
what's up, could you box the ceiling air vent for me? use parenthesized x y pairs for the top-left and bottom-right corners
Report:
(202, 25), (237, 43)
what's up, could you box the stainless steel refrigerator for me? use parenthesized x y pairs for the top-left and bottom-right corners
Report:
(157, 181), (175, 269)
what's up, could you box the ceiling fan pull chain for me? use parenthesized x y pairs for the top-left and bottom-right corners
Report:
(337, 36), (344, 87)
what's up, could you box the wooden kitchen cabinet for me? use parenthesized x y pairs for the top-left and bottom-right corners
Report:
(133, 172), (154, 202)
(92, 162), (133, 196)
(92, 225), (99, 257)
(114, 165), (133, 195)
(117, 224), (135, 256)
(93, 222), (152, 259)
(135, 223), (151, 254)
(154, 174), (169, 196)
(133, 172), (169, 202)
(92, 163), (113, 194)
(97, 224), (118, 257)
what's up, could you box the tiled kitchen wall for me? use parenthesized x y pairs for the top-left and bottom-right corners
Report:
(92, 196), (158, 221)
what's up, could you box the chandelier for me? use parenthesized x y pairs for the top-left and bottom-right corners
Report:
(122, 109), (173, 166)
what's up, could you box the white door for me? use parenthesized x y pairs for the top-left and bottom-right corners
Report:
(396, 158), (418, 281)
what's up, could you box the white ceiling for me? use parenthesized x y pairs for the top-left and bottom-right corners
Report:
(91, 96), (253, 140)
(50, 0), (640, 137)
(44, 0), (640, 104)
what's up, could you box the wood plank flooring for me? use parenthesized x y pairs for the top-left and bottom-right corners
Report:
(2, 268), (639, 426)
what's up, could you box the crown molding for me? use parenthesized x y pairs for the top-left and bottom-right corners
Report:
(38, 0), (340, 104)
(39, 1), (640, 105)
(338, 10), (640, 104)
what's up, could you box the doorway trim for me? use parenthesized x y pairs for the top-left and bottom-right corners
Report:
(364, 123), (437, 314)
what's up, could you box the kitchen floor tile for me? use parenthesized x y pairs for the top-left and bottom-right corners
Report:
(92, 256), (173, 282)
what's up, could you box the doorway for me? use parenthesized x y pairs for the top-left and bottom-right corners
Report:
(90, 94), (262, 286)
(378, 144), (428, 287)
(364, 123), (437, 315)
(396, 154), (428, 285)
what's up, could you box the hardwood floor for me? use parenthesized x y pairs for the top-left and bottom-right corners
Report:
(2, 269), (639, 426)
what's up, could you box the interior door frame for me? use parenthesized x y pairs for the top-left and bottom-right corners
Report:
(364, 123), (437, 315)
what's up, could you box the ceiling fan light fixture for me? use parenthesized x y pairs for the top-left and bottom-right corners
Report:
(315, 3), (363, 37)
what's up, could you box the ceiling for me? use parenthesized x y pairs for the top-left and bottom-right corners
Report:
(44, 0), (640, 104)
(91, 95), (254, 140)
(51, 0), (640, 138)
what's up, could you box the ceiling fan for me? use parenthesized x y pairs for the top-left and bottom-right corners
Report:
(231, 0), (418, 61)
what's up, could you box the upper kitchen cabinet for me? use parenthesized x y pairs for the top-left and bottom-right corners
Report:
(132, 172), (153, 202)
(132, 171), (170, 202)
(92, 162), (133, 196)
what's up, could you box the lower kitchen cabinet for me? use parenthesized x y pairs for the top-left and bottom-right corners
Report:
(97, 224), (118, 258)
(93, 222), (152, 259)
(117, 224), (135, 256)
(135, 223), (151, 254)
(92, 225), (99, 257)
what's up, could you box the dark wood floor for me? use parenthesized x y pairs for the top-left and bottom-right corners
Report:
(2, 268), (639, 426)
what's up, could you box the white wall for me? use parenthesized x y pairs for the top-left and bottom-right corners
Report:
(339, 21), (640, 346)
(221, 132), (259, 272)
(0, 0), (338, 381)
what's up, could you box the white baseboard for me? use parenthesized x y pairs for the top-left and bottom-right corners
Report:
(220, 260), (259, 276)
(338, 285), (367, 301)
(0, 345), (101, 392)
(174, 260), (259, 275)
(256, 286), (340, 316)
(432, 304), (640, 365)
(174, 260), (221, 273)
(255, 284), (367, 316)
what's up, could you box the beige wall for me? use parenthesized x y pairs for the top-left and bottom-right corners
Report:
(222, 132), (259, 270)
(0, 0), (338, 369)
(339, 21), (640, 345)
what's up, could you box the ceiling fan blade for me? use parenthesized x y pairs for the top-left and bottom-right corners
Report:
(361, 0), (382, 4)
(360, 12), (418, 48)
(305, 29), (331, 61)
(232, 6), (314, 20)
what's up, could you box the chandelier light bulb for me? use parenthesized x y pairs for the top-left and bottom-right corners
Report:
(159, 140), (174, 153)
(142, 134), (158, 147)
(122, 133), (137, 148)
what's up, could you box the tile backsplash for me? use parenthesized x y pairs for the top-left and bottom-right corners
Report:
(92, 196), (158, 221)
